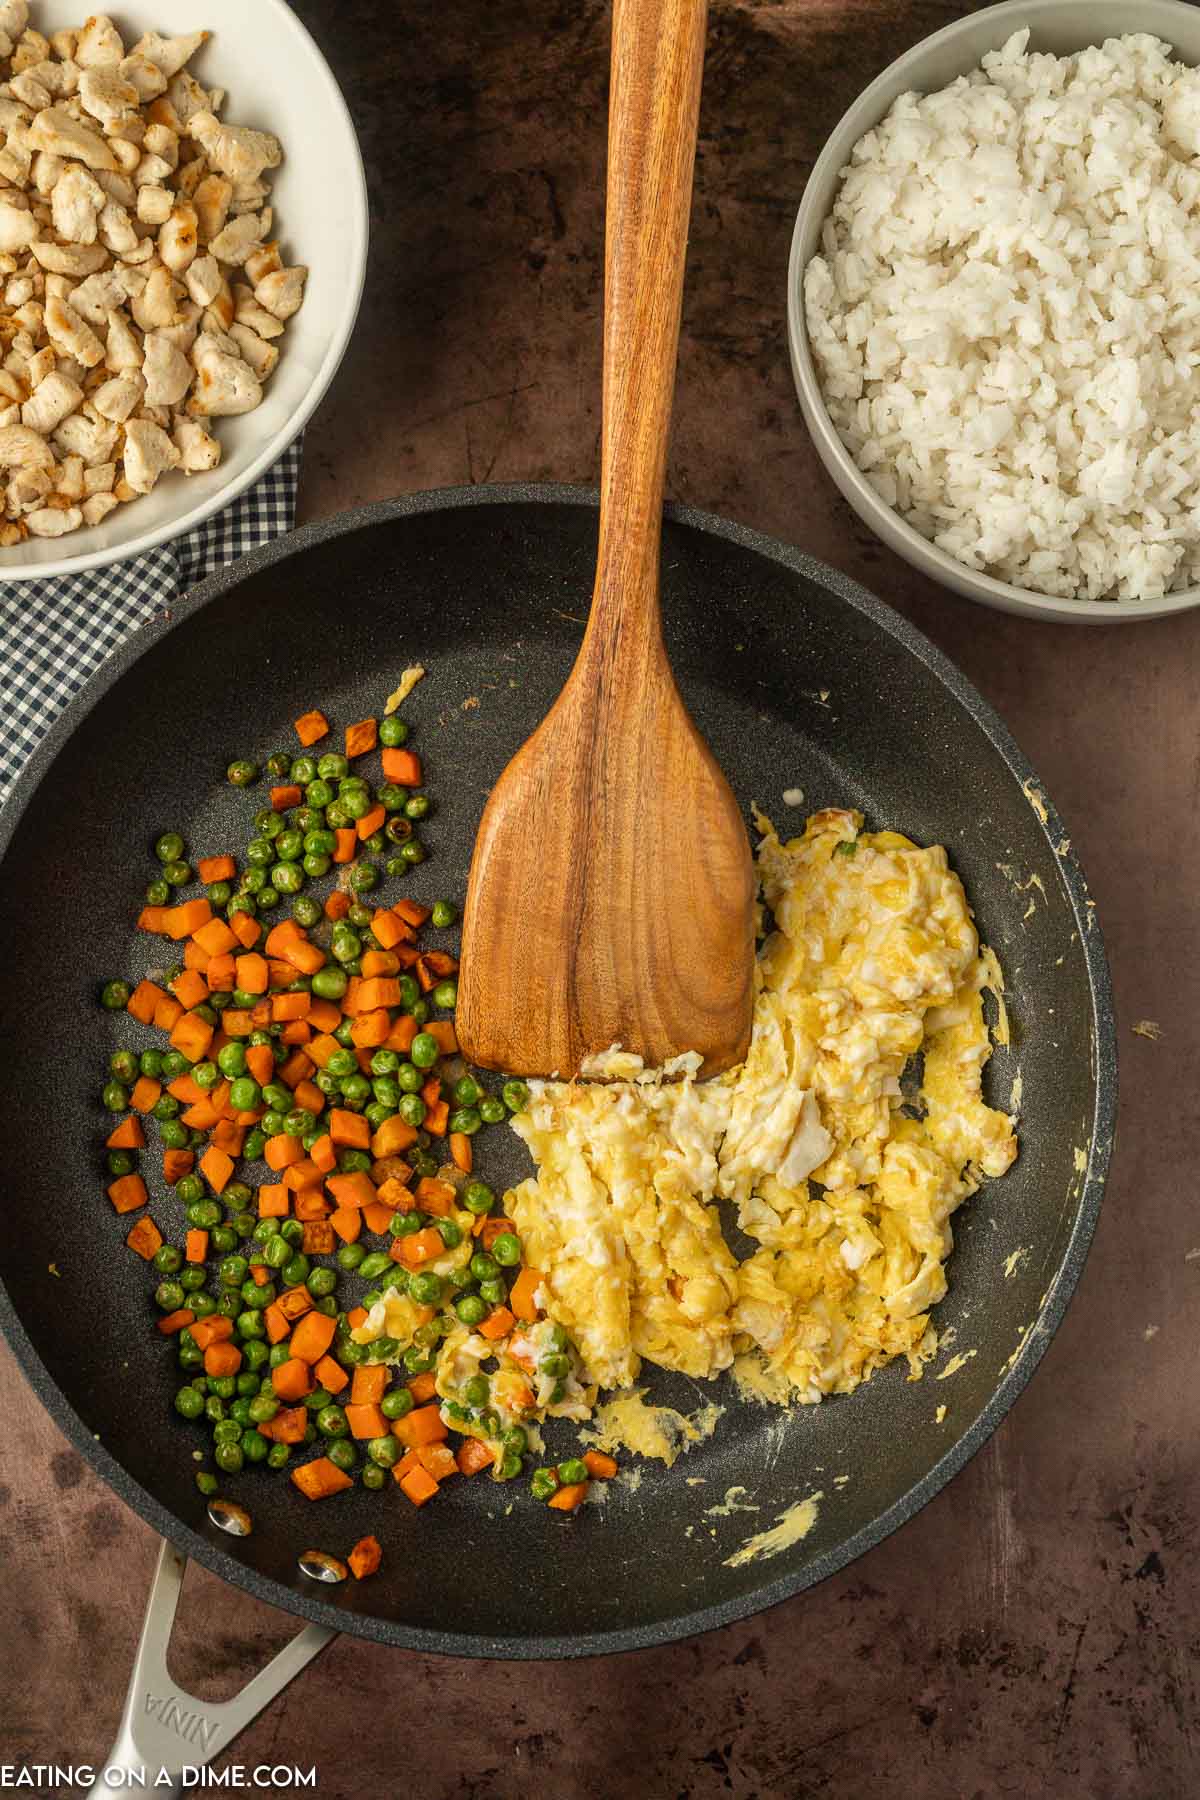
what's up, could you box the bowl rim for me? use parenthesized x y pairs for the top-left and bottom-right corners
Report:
(0, 0), (369, 583)
(787, 0), (1200, 624)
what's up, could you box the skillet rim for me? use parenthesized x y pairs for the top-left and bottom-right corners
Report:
(0, 483), (1117, 1659)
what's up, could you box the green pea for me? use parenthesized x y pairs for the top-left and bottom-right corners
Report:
(190, 1292), (217, 1319)
(502, 1425), (528, 1455)
(280, 1218), (305, 1246)
(227, 759), (258, 787)
(155, 831), (185, 863)
(227, 1076), (260, 1112)
(431, 980), (457, 1010)
(368, 1334), (401, 1364)
(449, 1107), (481, 1136)
(492, 1233), (521, 1267)
(282, 1253), (310, 1288)
(213, 1441), (243, 1475)
(357, 1251), (393, 1280)
(479, 1277), (507, 1305)
(436, 1220), (463, 1251)
(257, 887), (281, 913)
(101, 1080), (129, 1113)
(502, 1079), (530, 1113)
(150, 1245), (182, 1277)
(410, 1032), (439, 1070)
(349, 860), (379, 894)
(173, 1384), (204, 1420)
(338, 1149), (373, 1176)
(372, 1075), (400, 1106)
(179, 1265), (206, 1292)
(155, 1280), (185, 1312)
(378, 715), (408, 747)
(336, 1336), (367, 1368)
(101, 978), (132, 1012)
(188, 1200), (222, 1231)
(215, 1041), (245, 1079)
(339, 1074), (370, 1107)
(463, 1181), (494, 1216)
(146, 877), (171, 905)
(480, 1096), (508, 1126)
(530, 1468), (558, 1500)
(367, 1433), (400, 1468)
(106, 1148), (134, 1178)
(376, 784), (406, 816)
(558, 1458), (588, 1486)
(327, 1438), (357, 1473)
(463, 1374), (490, 1407)
(256, 800), (286, 832)
(330, 930), (361, 966)
(403, 794), (430, 822)
(290, 894), (322, 929)
(430, 899), (457, 929)
(236, 1310), (266, 1340)
(385, 826), (413, 855)
(240, 1278), (275, 1309)
(317, 751), (349, 781)
(403, 1345), (435, 1375)
(390, 1063), (419, 1097)
(539, 1353), (569, 1378)
(452, 1076), (480, 1108)
(316, 1404), (348, 1439)
(266, 1442), (291, 1469)
(163, 859), (192, 886)
(400, 839), (425, 866)
(410, 1000), (429, 1024)
(336, 1244), (366, 1273)
(409, 1271), (443, 1307)
(219, 1254), (249, 1289)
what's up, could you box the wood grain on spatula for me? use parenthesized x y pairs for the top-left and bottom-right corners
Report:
(457, 0), (755, 1080)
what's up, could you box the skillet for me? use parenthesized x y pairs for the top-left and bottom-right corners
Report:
(0, 486), (1114, 1679)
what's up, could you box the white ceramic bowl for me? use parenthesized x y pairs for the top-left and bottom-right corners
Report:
(788, 0), (1200, 623)
(1, 0), (368, 580)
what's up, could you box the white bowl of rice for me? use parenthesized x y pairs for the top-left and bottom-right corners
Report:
(788, 0), (1200, 621)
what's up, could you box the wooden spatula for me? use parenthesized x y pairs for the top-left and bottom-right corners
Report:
(456, 0), (755, 1080)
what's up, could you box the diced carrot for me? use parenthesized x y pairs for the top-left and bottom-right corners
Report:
(264, 1302), (290, 1343)
(347, 1535), (382, 1579)
(199, 1145), (233, 1194)
(192, 915), (238, 957)
(256, 1405), (306, 1444)
(294, 1188), (330, 1221)
(313, 1355), (349, 1398)
(356, 976), (400, 1012)
(393, 1404), (447, 1449)
(106, 1115), (145, 1150)
(449, 1131), (472, 1173)
(393, 898), (432, 927)
(345, 1402), (388, 1440)
(205, 952), (237, 993)
(398, 1466), (439, 1507)
(369, 909), (409, 951)
(416, 1442), (458, 1481)
(230, 911), (262, 949)
(257, 1183), (289, 1219)
(356, 804), (385, 842)
(221, 1009), (254, 1038)
(350, 1365), (388, 1406)
(204, 1340), (242, 1378)
(264, 918), (304, 956)
(398, 1227), (444, 1268)
(307, 1034), (340, 1072)
(167, 1074), (204, 1104)
(456, 1438), (495, 1476)
(424, 1099), (449, 1137)
(271, 1357), (313, 1402)
(244, 1043), (274, 1087)
(170, 1011), (214, 1063)
(188, 1314), (233, 1352)
(324, 890), (351, 921)
(311, 1132), (337, 1172)
(126, 978), (165, 1024)
(180, 1098), (220, 1130)
(152, 991), (185, 1032)
(406, 1371), (437, 1404)
(346, 1306), (368, 1330)
(325, 1170), (377, 1211)
(414, 1176), (455, 1217)
(548, 1481), (588, 1512)
(382, 748), (422, 785)
(289, 1079), (324, 1119)
(361, 1199), (396, 1235)
(340, 976), (362, 1017)
(279, 1020), (312, 1047)
(361, 950), (400, 980)
(479, 1306), (515, 1342)
(185, 1228), (209, 1263)
(426, 1020), (459, 1056)
(272, 991), (311, 1023)
(373, 1175), (411, 1214)
(137, 905), (169, 933)
(350, 1008), (390, 1048)
(163, 1148), (194, 1185)
(345, 717), (377, 758)
(107, 1173), (147, 1214)
(126, 1216), (163, 1261)
(267, 957), (299, 989)
(210, 1119), (245, 1158)
(329, 1206), (362, 1245)
(171, 968), (209, 1011)
(480, 1216), (517, 1251)
(509, 1268), (544, 1323)
(301, 1221), (334, 1256)
(584, 1451), (618, 1480)
(291, 1457), (354, 1500)
(156, 1308), (195, 1335)
(279, 1049), (314, 1089)
(333, 828), (357, 864)
(163, 897), (212, 941)
(234, 951), (269, 994)
(281, 937), (326, 976)
(369, 1120), (418, 1164)
(184, 939), (211, 972)
(306, 999), (341, 1034)
(271, 784), (302, 810)
(197, 854), (236, 884)
(294, 709), (329, 747)
(289, 1311), (337, 1365)
(264, 1133), (303, 1172)
(284, 1158), (323, 1193)
(328, 1108), (370, 1149)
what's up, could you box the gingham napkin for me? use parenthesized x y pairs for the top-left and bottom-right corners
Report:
(0, 438), (303, 811)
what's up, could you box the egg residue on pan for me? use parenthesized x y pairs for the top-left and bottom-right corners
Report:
(505, 808), (1018, 1440)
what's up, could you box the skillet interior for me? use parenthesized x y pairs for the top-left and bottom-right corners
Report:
(0, 488), (1113, 1656)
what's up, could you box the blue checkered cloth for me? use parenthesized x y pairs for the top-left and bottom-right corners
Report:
(0, 439), (302, 810)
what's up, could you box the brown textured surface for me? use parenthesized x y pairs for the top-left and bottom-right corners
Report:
(2, 2), (1197, 1794)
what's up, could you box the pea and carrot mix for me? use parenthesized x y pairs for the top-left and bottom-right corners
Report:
(98, 696), (608, 1517)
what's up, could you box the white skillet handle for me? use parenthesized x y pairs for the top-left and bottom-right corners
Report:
(89, 1539), (335, 1796)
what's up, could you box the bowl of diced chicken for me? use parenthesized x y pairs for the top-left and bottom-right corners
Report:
(0, 0), (368, 576)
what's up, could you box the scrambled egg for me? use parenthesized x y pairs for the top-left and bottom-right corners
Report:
(506, 808), (1017, 1424)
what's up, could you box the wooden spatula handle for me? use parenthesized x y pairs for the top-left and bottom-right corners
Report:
(591, 0), (707, 630)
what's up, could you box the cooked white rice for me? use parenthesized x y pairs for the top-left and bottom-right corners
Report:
(804, 31), (1200, 601)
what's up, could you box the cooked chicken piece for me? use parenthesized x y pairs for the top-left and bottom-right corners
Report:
(68, 267), (125, 324)
(189, 342), (260, 416)
(26, 502), (81, 535)
(90, 371), (142, 420)
(56, 452), (84, 498)
(208, 210), (264, 268)
(119, 52), (167, 101)
(93, 198), (137, 258)
(45, 292), (104, 367)
(0, 1), (30, 55)
(48, 27), (77, 61)
(130, 264), (176, 331)
(171, 413), (219, 471)
(134, 151), (174, 187)
(130, 28), (207, 78)
(0, 421), (52, 466)
(135, 183), (172, 227)
(53, 407), (118, 465)
(192, 171), (230, 243)
(203, 277), (233, 331)
(10, 299), (41, 335)
(0, 199), (37, 252)
(4, 274), (34, 306)
(78, 63), (139, 126)
(92, 167), (135, 209)
(9, 71), (50, 108)
(153, 299), (199, 355)
(142, 121), (178, 166)
(228, 322), (277, 381)
(11, 26), (47, 72)
(159, 202), (197, 272)
(28, 105), (116, 171)
(142, 329), (190, 406)
(254, 265), (306, 322)
(79, 460), (112, 492)
(24, 56), (80, 97)
(122, 414), (178, 491)
(193, 323), (238, 359)
(75, 14), (125, 68)
(183, 250), (219, 309)
(232, 286), (283, 341)
(164, 69), (211, 127)
(24, 343), (53, 387)
(6, 465), (49, 510)
(82, 490), (117, 524)
(104, 306), (141, 370)
(31, 238), (108, 277)
(51, 165), (105, 244)
(108, 139), (141, 175)
(186, 110), (280, 186)
(244, 241), (281, 285)
(21, 366), (81, 433)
